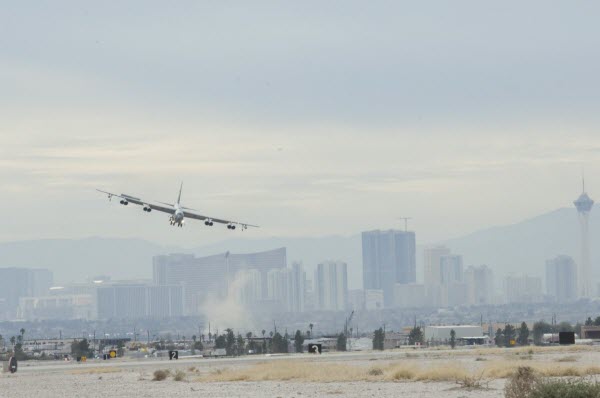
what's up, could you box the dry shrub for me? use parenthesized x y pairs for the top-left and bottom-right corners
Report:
(392, 368), (416, 380)
(555, 356), (577, 363)
(455, 372), (487, 390)
(529, 379), (600, 398)
(196, 361), (471, 383)
(484, 361), (600, 379)
(412, 365), (469, 382)
(504, 366), (539, 398)
(153, 369), (171, 381)
(174, 370), (187, 382)
(367, 367), (383, 376)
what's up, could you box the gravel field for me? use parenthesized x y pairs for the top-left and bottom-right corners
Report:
(1, 345), (598, 398)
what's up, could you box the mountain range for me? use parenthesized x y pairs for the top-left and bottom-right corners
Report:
(0, 205), (597, 289)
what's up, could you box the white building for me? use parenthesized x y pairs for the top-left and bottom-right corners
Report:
(423, 246), (451, 287)
(394, 283), (426, 308)
(289, 262), (306, 313)
(96, 283), (184, 319)
(424, 325), (483, 342)
(464, 265), (494, 305)
(18, 294), (94, 320)
(546, 255), (578, 303)
(315, 261), (348, 311)
(267, 268), (292, 310)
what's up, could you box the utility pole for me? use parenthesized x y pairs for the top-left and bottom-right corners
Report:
(552, 313), (557, 344)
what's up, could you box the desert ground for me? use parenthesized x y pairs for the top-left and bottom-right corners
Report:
(2, 345), (599, 398)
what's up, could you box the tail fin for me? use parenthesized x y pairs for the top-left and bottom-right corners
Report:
(177, 182), (183, 205)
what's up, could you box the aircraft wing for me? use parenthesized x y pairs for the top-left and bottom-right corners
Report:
(183, 210), (259, 229)
(96, 190), (175, 214)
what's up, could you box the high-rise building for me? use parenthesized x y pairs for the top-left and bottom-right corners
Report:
(315, 261), (348, 311)
(267, 268), (291, 310)
(439, 255), (463, 284)
(503, 275), (543, 303)
(546, 255), (578, 303)
(464, 265), (494, 305)
(394, 283), (427, 308)
(0, 267), (53, 319)
(362, 230), (416, 306)
(289, 262), (306, 313)
(96, 283), (184, 319)
(17, 294), (94, 320)
(347, 289), (366, 311)
(423, 246), (451, 286)
(574, 182), (594, 298)
(234, 269), (262, 307)
(153, 248), (286, 314)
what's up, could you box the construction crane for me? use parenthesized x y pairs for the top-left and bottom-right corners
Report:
(397, 217), (412, 232)
(344, 310), (355, 337)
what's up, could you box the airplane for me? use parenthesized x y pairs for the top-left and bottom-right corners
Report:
(97, 183), (258, 230)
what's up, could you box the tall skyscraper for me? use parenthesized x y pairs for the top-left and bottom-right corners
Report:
(574, 181), (594, 298)
(423, 246), (451, 286)
(439, 255), (463, 284)
(267, 268), (291, 310)
(315, 261), (348, 311)
(362, 230), (416, 306)
(546, 255), (578, 303)
(0, 267), (53, 319)
(464, 265), (494, 305)
(289, 262), (306, 313)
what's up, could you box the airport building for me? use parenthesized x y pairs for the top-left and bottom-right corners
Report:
(424, 325), (483, 342)
(362, 230), (416, 307)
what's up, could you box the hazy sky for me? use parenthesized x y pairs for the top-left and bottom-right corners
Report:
(2, 1), (600, 247)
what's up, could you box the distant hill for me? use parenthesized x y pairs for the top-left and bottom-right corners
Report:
(0, 236), (363, 287)
(0, 237), (182, 284)
(443, 206), (600, 283)
(0, 205), (597, 289)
